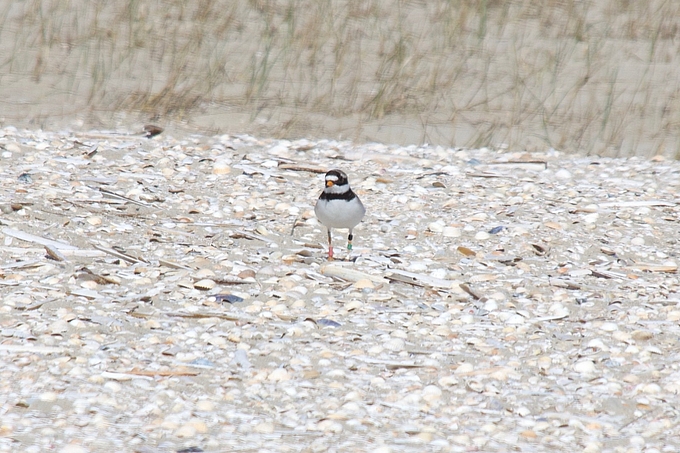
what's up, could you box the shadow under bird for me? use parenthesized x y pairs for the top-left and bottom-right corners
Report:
(314, 169), (366, 260)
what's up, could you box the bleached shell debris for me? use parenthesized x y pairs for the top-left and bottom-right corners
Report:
(1, 128), (680, 451)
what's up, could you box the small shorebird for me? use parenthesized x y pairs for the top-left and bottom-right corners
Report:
(314, 169), (365, 260)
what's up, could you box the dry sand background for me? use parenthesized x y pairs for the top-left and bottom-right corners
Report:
(2, 0), (680, 157)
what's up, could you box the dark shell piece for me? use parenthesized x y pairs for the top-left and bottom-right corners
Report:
(317, 318), (341, 327)
(215, 294), (244, 304)
(488, 226), (505, 234)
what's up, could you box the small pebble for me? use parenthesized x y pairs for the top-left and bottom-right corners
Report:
(631, 330), (653, 341)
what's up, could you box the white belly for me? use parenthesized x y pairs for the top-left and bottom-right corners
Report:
(315, 197), (366, 230)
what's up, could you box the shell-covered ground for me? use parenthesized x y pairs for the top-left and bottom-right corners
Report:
(1, 127), (680, 453)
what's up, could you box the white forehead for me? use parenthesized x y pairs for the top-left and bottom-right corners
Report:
(325, 174), (340, 182)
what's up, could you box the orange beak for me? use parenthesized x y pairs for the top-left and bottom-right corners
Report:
(326, 181), (334, 187)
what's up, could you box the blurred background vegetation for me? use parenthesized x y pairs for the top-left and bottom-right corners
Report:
(1, 0), (680, 156)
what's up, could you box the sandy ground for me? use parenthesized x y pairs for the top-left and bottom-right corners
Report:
(1, 127), (680, 452)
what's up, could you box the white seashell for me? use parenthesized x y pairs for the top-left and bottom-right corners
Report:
(599, 322), (618, 332)
(583, 213), (599, 224)
(384, 338), (405, 352)
(213, 160), (231, 174)
(267, 368), (290, 382)
(574, 360), (597, 374)
(631, 237), (645, 246)
(353, 278), (374, 289)
(438, 375), (459, 387)
(193, 268), (216, 279)
(555, 168), (572, 179)
(194, 279), (216, 290)
(421, 385), (443, 404)
(428, 222), (444, 233)
(86, 216), (102, 226)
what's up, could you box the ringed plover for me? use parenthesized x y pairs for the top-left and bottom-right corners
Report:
(314, 169), (365, 260)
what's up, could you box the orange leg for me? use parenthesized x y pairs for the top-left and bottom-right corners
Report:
(327, 229), (334, 260)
